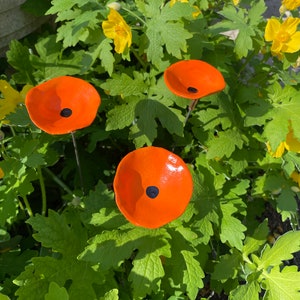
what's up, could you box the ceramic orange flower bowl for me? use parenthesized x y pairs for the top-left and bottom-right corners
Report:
(164, 59), (226, 99)
(113, 146), (193, 229)
(25, 76), (101, 134)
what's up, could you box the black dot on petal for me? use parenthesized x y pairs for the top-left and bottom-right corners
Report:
(187, 86), (198, 93)
(60, 108), (72, 118)
(146, 186), (159, 199)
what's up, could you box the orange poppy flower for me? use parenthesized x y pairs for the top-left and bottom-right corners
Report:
(25, 76), (101, 134)
(113, 146), (193, 229)
(164, 60), (226, 99)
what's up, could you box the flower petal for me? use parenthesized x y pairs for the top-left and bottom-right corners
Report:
(285, 32), (300, 53)
(265, 18), (281, 41)
(281, 17), (300, 36)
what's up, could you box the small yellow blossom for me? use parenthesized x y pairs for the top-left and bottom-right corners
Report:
(169, 0), (189, 7)
(192, 6), (201, 18)
(267, 126), (300, 158)
(291, 171), (300, 188)
(233, 0), (240, 5)
(0, 168), (4, 179)
(0, 80), (32, 123)
(266, 141), (285, 158)
(102, 8), (132, 54)
(265, 17), (300, 55)
(281, 0), (300, 11)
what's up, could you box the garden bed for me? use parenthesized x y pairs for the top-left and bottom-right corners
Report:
(1, 0), (300, 299)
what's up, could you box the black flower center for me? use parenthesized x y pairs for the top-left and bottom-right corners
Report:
(60, 108), (72, 118)
(146, 186), (159, 199)
(187, 86), (198, 93)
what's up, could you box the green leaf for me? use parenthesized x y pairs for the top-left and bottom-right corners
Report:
(98, 38), (115, 75)
(144, 21), (164, 65)
(32, 35), (83, 79)
(248, 0), (267, 27)
(101, 72), (147, 97)
(80, 180), (126, 229)
(130, 99), (184, 147)
(15, 209), (106, 300)
(264, 83), (300, 149)
(79, 228), (146, 271)
(243, 220), (269, 257)
(263, 174), (298, 221)
(206, 128), (244, 160)
(106, 97), (184, 147)
(0, 186), (18, 227)
(141, 1), (193, 65)
(0, 293), (11, 300)
(220, 202), (247, 250)
(6, 105), (31, 127)
(160, 2), (197, 21)
(191, 166), (221, 244)
(181, 250), (205, 299)
(0, 249), (37, 281)
(101, 289), (119, 300)
(129, 229), (171, 298)
(27, 210), (87, 256)
(210, 2), (265, 58)
(106, 99), (137, 131)
(229, 281), (260, 300)
(45, 282), (69, 300)
(6, 41), (35, 84)
(46, 0), (78, 14)
(211, 249), (242, 281)
(259, 231), (300, 269)
(161, 22), (192, 58)
(56, 10), (99, 47)
(80, 227), (171, 298)
(263, 266), (300, 300)
(161, 226), (206, 298)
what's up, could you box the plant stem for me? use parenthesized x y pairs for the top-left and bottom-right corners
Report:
(9, 125), (16, 137)
(121, 7), (146, 26)
(22, 195), (33, 217)
(71, 131), (85, 195)
(131, 48), (147, 69)
(184, 99), (199, 125)
(43, 168), (74, 196)
(37, 166), (47, 216)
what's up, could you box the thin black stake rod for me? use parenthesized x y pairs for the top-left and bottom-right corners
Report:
(184, 99), (199, 125)
(172, 99), (199, 152)
(71, 131), (85, 195)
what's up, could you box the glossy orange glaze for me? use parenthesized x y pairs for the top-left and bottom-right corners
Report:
(164, 60), (226, 99)
(25, 76), (101, 134)
(113, 146), (193, 229)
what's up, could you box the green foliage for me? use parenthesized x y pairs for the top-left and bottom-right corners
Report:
(2, 0), (300, 299)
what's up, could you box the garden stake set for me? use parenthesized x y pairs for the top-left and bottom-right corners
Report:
(24, 59), (224, 228)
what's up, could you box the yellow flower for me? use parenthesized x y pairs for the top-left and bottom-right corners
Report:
(102, 8), (132, 54)
(291, 171), (300, 184)
(0, 168), (4, 179)
(266, 141), (286, 158)
(265, 17), (300, 55)
(267, 126), (300, 158)
(169, 0), (189, 7)
(233, 0), (240, 5)
(192, 6), (201, 18)
(281, 0), (300, 11)
(0, 80), (32, 123)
